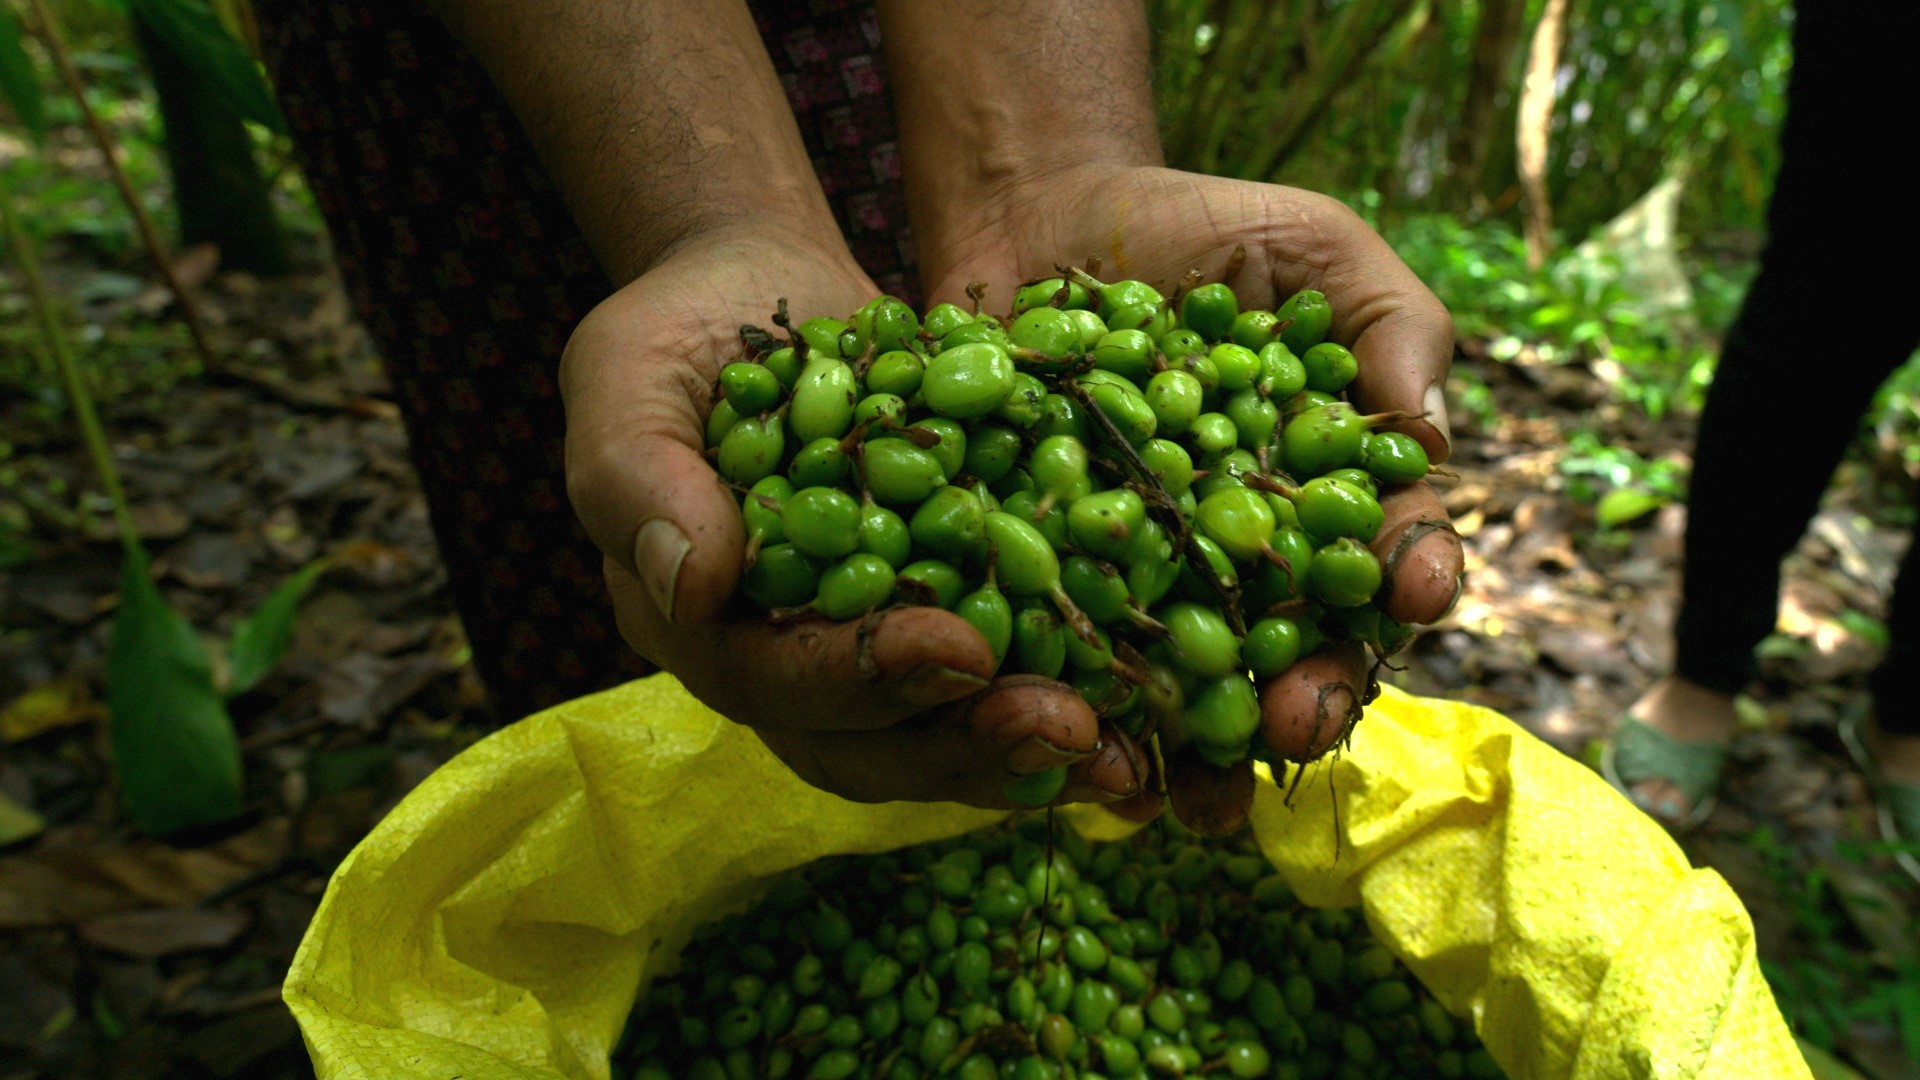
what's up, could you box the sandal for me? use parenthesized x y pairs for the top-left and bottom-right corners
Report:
(1600, 715), (1727, 832)
(1836, 704), (1920, 887)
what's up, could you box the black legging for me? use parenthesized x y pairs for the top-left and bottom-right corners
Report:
(1672, 3), (1920, 733)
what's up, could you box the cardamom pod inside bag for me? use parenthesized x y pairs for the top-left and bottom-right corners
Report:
(284, 675), (1810, 1080)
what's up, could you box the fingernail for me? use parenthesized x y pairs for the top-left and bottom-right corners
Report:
(899, 665), (991, 709)
(633, 518), (691, 622)
(1306, 685), (1357, 759)
(1423, 381), (1453, 457)
(1090, 739), (1145, 798)
(1444, 573), (1465, 618)
(1007, 734), (1093, 775)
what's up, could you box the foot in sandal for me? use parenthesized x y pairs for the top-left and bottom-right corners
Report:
(1604, 674), (1740, 829)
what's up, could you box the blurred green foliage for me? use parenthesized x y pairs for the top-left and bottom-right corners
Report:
(1149, 0), (1792, 243)
(1384, 210), (1740, 415)
(1, 12), (316, 396)
(1145, 0), (1835, 522)
(1748, 825), (1920, 1065)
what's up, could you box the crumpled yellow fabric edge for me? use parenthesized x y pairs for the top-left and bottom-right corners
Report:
(285, 674), (1810, 1080)
(1246, 687), (1809, 1080)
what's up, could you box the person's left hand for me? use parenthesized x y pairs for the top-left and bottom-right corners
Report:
(915, 164), (1465, 833)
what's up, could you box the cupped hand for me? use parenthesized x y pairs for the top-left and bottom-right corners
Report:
(561, 225), (1147, 808)
(920, 166), (1465, 832)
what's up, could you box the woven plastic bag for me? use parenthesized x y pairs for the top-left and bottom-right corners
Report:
(284, 674), (1811, 1079)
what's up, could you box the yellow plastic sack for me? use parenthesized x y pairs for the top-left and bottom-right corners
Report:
(285, 674), (1811, 1080)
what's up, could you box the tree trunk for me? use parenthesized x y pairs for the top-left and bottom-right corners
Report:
(1238, 0), (1424, 183)
(1516, 0), (1569, 270)
(1449, 0), (1527, 207)
(133, 11), (288, 276)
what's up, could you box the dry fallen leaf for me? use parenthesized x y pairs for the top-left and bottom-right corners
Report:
(83, 502), (194, 544)
(0, 791), (45, 846)
(0, 820), (286, 929)
(78, 907), (250, 959)
(0, 680), (99, 743)
(1533, 623), (1624, 677)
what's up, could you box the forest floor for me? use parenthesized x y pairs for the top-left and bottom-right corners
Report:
(3, 156), (1918, 1080)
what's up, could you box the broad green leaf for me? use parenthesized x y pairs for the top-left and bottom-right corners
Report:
(0, 8), (46, 140)
(0, 790), (44, 846)
(225, 558), (326, 697)
(1595, 487), (1669, 529)
(108, 549), (242, 834)
(128, 0), (284, 133)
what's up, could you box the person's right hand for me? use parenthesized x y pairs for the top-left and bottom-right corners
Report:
(913, 167), (1465, 834)
(561, 225), (1148, 808)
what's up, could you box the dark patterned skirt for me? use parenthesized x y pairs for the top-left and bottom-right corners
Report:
(256, 1), (914, 719)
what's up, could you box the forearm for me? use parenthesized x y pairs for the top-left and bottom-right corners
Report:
(429, 0), (837, 283)
(876, 1), (1163, 277)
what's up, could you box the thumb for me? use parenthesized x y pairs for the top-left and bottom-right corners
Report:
(1304, 203), (1457, 466)
(562, 285), (746, 625)
(1344, 302), (1456, 467)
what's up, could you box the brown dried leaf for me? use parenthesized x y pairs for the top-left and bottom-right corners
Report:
(1533, 624), (1623, 677)
(327, 538), (419, 587)
(164, 533), (258, 592)
(0, 680), (98, 742)
(0, 790), (44, 846)
(78, 907), (249, 958)
(316, 652), (451, 726)
(0, 820), (285, 928)
(82, 502), (194, 544)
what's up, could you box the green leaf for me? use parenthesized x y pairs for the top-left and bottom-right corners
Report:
(90, 989), (125, 1041)
(1595, 487), (1669, 529)
(1835, 609), (1891, 651)
(128, 0), (284, 133)
(0, 8), (46, 140)
(0, 529), (32, 569)
(107, 549), (242, 834)
(225, 559), (326, 698)
(1894, 981), (1920, 1066)
(0, 789), (44, 846)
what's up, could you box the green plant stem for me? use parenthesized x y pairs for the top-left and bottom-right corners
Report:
(21, 0), (222, 374)
(0, 166), (141, 557)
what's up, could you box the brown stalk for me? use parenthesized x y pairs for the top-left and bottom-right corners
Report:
(24, 0), (221, 374)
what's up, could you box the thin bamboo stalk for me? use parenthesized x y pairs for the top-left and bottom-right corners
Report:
(22, 0), (222, 375)
(0, 165), (141, 557)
